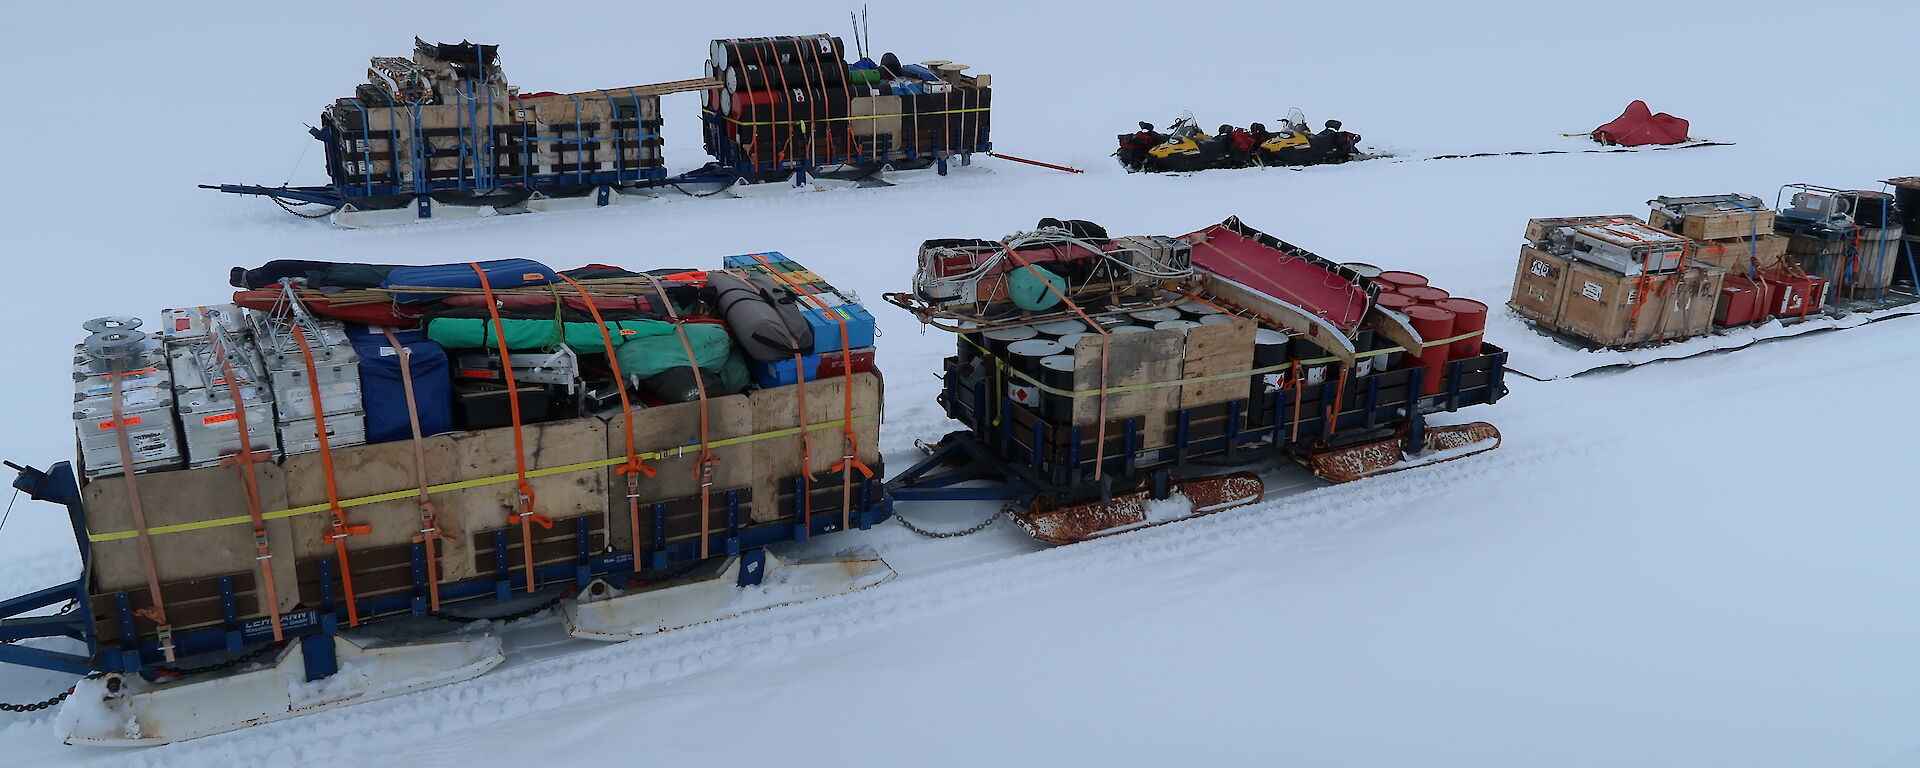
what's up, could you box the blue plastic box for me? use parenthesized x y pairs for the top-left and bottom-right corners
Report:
(803, 304), (875, 353)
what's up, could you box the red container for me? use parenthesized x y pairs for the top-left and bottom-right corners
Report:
(1434, 298), (1488, 359)
(1376, 271), (1429, 292)
(1403, 305), (1456, 395)
(1375, 292), (1416, 311)
(1402, 285), (1451, 304)
(1759, 269), (1828, 319)
(1714, 274), (1769, 326)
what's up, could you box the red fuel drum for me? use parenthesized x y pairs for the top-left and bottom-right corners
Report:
(1402, 285), (1450, 305)
(1434, 298), (1487, 359)
(1376, 271), (1429, 293)
(1715, 274), (1769, 326)
(1375, 292), (1416, 312)
(1403, 304), (1456, 395)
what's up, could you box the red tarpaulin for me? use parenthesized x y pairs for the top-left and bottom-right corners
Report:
(1591, 100), (1691, 147)
(1184, 218), (1372, 332)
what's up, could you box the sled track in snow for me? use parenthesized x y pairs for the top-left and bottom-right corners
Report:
(80, 423), (1564, 766)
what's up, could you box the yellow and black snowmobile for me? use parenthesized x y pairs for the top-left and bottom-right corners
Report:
(1138, 113), (1231, 172)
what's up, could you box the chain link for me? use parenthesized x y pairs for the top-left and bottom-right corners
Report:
(427, 590), (570, 625)
(892, 507), (1006, 538)
(156, 641), (282, 679)
(0, 687), (72, 713)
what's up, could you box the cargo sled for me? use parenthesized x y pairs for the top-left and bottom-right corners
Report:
(208, 33), (995, 226)
(885, 216), (1508, 545)
(0, 251), (893, 745)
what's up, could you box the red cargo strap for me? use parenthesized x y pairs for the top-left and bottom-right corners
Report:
(470, 263), (552, 594)
(290, 323), (371, 625)
(378, 327), (450, 611)
(202, 307), (284, 643)
(557, 274), (656, 568)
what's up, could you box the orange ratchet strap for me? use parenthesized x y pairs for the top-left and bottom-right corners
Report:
(202, 307), (284, 643)
(290, 324), (371, 625)
(107, 355), (175, 660)
(470, 263), (553, 593)
(745, 254), (872, 530)
(556, 275), (656, 569)
(378, 327), (449, 611)
(635, 274), (720, 558)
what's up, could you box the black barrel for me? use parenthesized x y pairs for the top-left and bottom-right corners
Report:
(725, 61), (847, 93)
(1127, 307), (1182, 325)
(1032, 319), (1088, 338)
(1896, 184), (1920, 231)
(1055, 332), (1094, 354)
(1175, 299), (1225, 320)
(1253, 328), (1290, 370)
(1007, 338), (1065, 378)
(1037, 355), (1078, 425)
(1197, 313), (1240, 326)
(711, 36), (846, 71)
(1351, 328), (1379, 376)
(955, 320), (983, 366)
(1840, 191), (1896, 228)
(1154, 319), (1201, 335)
(983, 325), (1038, 362)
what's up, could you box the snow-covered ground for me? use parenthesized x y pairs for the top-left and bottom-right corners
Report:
(2, 1), (1918, 765)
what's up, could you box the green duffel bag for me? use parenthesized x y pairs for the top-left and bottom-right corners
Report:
(613, 323), (736, 380)
(426, 316), (675, 352)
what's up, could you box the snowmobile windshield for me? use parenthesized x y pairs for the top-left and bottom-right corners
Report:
(1167, 113), (1201, 140)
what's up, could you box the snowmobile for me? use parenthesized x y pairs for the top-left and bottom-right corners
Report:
(1138, 113), (1232, 172)
(1254, 109), (1363, 166)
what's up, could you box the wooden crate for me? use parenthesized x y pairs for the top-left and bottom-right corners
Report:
(1523, 215), (1643, 247)
(1510, 245), (1573, 324)
(1553, 261), (1724, 347)
(1178, 318), (1256, 409)
(1650, 208), (1777, 242)
(1690, 234), (1789, 273)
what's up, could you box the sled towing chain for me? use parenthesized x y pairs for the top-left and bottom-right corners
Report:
(426, 588), (575, 625)
(0, 687), (73, 713)
(892, 507), (1006, 539)
(153, 641), (284, 679)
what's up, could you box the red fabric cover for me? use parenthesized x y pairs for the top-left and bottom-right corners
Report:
(1592, 100), (1691, 146)
(231, 290), (423, 327)
(1183, 224), (1372, 332)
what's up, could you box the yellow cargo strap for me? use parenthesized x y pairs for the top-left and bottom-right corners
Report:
(86, 413), (877, 543)
(960, 329), (1486, 400)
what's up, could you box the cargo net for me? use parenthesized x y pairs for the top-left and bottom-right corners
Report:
(893, 219), (1194, 329)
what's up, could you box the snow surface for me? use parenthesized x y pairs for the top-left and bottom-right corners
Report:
(3, 0), (1919, 765)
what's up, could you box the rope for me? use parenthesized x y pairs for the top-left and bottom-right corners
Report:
(470, 262), (552, 594)
(108, 354), (174, 661)
(203, 307), (283, 645)
(555, 274), (655, 568)
(378, 327), (445, 610)
(290, 324), (369, 625)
